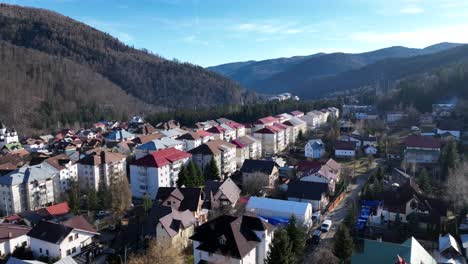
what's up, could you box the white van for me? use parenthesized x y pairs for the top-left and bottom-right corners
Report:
(321, 219), (332, 232)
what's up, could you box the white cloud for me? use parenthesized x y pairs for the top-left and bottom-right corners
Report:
(351, 23), (468, 48)
(399, 6), (424, 14)
(233, 22), (313, 35)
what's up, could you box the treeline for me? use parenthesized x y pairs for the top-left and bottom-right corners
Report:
(146, 99), (341, 127)
(377, 63), (468, 113)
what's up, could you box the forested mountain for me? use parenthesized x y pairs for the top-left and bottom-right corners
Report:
(293, 44), (468, 99)
(0, 4), (256, 131)
(209, 43), (462, 94)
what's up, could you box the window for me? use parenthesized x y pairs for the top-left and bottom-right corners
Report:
(75, 233), (78, 239)
(22, 241), (27, 247)
(72, 247), (76, 253)
(68, 236), (73, 242)
(39, 248), (42, 253)
(46, 249), (49, 256)
(66, 249), (71, 256)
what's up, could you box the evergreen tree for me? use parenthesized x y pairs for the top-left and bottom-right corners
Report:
(285, 215), (306, 258)
(142, 193), (153, 214)
(187, 160), (204, 187)
(176, 165), (189, 187)
(205, 157), (221, 181)
(97, 182), (111, 210)
(344, 200), (357, 230)
(441, 141), (460, 178)
(86, 187), (99, 212)
(265, 229), (296, 264)
(333, 224), (354, 263)
(417, 168), (432, 194)
(67, 180), (80, 214)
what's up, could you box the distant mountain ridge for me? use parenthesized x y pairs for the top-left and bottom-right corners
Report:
(208, 42), (464, 95)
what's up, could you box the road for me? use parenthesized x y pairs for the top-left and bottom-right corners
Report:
(302, 161), (376, 262)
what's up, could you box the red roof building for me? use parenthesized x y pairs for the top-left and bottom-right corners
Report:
(256, 116), (278, 125)
(132, 147), (191, 168)
(404, 136), (441, 149)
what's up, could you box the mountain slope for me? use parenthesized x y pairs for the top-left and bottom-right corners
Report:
(0, 41), (152, 132)
(0, 3), (254, 113)
(210, 43), (463, 94)
(208, 53), (325, 89)
(294, 44), (468, 99)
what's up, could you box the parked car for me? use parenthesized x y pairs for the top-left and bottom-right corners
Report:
(96, 210), (111, 218)
(311, 229), (322, 244)
(321, 219), (332, 232)
(312, 211), (321, 225)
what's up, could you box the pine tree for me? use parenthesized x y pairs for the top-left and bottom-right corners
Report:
(87, 187), (99, 212)
(205, 157), (221, 181)
(285, 215), (306, 258)
(333, 224), (354, 263)
(417, 168), (432, 194)
(67, 180), (80, 214)
(176, 165), (189, 187)
(265, 229), (296, 264)
(344, 200), (357, 230)
(441, 141), (460, 178)
(142, 193), (153, 214)
(97, 182), (111, 210)
(187, 160), (204, 187)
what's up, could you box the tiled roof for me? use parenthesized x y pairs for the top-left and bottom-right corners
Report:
(0, 224), (31, 244)
(132, 133), (165, 144)
(37, 202), (70, 218)
(143, 205), (196, 238)
(190, 214), (273, 259)
(78, 150), (125, 166)
(44, 154), (73, 170)
(231, 135), (257, 149)
(196, 130), (214, 138)
(256, 116), (278, 124)
(225, 121), (245, 129)
(240, 159), (277, 174)
(27, 221), (73, 244)
(291, 111), (304, 117)
(334, 140), (356, 150)
(177, 132), (201, 141)
(61, 215), (98, 234)
(156, 187), (202, 212)
(287, 180), (329, 200)
(204, 177), (241, 208)
(207, 126), (226, 134)
(132, 147), (191, 168)
(404, 136), (440, 149)
(189, 140), (236, 156)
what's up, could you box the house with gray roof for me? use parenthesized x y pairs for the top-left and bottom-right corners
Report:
(0, 164), (60, 215)
(135, 137), (184, 159)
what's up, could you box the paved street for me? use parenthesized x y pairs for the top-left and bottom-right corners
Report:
(302, 161), (376, 262)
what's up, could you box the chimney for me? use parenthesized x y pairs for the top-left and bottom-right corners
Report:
(8, 232), (12, 238)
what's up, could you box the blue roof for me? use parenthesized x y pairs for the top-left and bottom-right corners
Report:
(106, 129), (134, 141)
(136, 137), (182, 151)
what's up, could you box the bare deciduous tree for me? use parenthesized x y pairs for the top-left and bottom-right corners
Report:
(304, 247), (339, 264)
(445, 162), (468, 213)
(128, 240), (183, 264)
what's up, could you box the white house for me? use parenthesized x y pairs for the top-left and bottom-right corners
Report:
(77, 150), (126, 191)
(130, 148), (191, 199)
(0, 164), (60, 215)
(28, 217), (99, 259)
(253, 126), (285, 156)
(282, 117), (307, 144)
(0, 224), (30, 256)
(305, 139), (325, 159)
(334, 141), (356, 158)
(191, 214), (274, 264)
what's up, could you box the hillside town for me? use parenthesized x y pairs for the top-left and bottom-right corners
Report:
(0, 100), (466, 264)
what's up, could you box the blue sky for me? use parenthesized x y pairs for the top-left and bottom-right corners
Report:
(3, 0), (468, 66)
